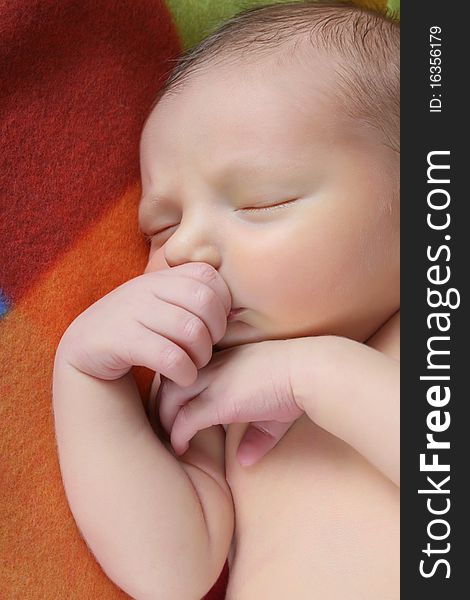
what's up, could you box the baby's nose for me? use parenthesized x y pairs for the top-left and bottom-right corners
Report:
(164, 242), (221, 272)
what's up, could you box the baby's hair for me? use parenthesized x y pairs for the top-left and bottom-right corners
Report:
(148, 0), (399, 152)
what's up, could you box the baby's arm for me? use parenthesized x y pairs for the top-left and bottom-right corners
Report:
(53, 354), (232, 600)
(52, 263), (234, 600)
(289, 335), (399, 486)
(159, 330), (398, 483)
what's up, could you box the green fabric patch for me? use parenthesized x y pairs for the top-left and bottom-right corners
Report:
(387, 0), (400, 20)
(166, 0), (304, 51)
(166, 1), (400, 52)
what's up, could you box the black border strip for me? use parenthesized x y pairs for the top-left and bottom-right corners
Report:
(401, 2), (468, 597)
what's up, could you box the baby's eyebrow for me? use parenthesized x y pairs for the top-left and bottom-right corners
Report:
(210, 157), (276, 182)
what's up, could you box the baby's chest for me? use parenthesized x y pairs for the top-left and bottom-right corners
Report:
(224, 416), (399, 598)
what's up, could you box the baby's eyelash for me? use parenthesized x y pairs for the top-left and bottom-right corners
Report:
(241, 199), (298, 213)
(142, 199), (298, 244)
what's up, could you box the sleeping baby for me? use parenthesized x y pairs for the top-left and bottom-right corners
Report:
(52, 2), (400, 599)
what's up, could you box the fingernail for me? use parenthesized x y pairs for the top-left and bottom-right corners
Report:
(237, 443), (257, 467)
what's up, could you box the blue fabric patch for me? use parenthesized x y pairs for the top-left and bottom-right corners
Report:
(0, 289), (11, 319)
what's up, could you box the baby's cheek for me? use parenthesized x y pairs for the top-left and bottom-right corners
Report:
(255, 234), (340, 320)
(238, 241), (309, 311)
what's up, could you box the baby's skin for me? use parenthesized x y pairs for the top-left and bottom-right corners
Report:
(52, 41), (399, 600)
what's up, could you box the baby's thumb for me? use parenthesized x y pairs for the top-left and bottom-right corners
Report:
(236, 421), (294, 467)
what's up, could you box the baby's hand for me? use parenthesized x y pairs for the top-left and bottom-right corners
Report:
(57, 263), (231, 385)
(158, 340), (304, 464)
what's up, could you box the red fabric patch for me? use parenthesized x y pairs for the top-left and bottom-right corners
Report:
(0, 0), (179, 304)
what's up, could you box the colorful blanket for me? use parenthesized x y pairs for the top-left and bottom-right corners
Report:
(0, 1), (398, 598)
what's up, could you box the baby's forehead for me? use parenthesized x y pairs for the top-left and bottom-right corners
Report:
(173, 43), (340, 101)
(143, 52), (349, 153)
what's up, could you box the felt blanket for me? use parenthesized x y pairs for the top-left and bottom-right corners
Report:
(0, 1), (398, 598)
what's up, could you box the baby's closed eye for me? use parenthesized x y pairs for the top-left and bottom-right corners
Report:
(237, 197), (299, 213)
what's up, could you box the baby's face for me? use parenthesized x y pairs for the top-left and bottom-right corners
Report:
(139, 54), (399, 350)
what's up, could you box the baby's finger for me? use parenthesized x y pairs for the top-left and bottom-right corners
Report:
(157, 262), (232, 316)
(236, 421), (295, 467)
(151, 274), (228, 345)
(170, 391), (224, 455)
(139, 296), (213, 370)
(169, 262), (232, 315)
(157, 378), (179, 435)
(157, 376), (206, 435)
(131, 326), (197, 387)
